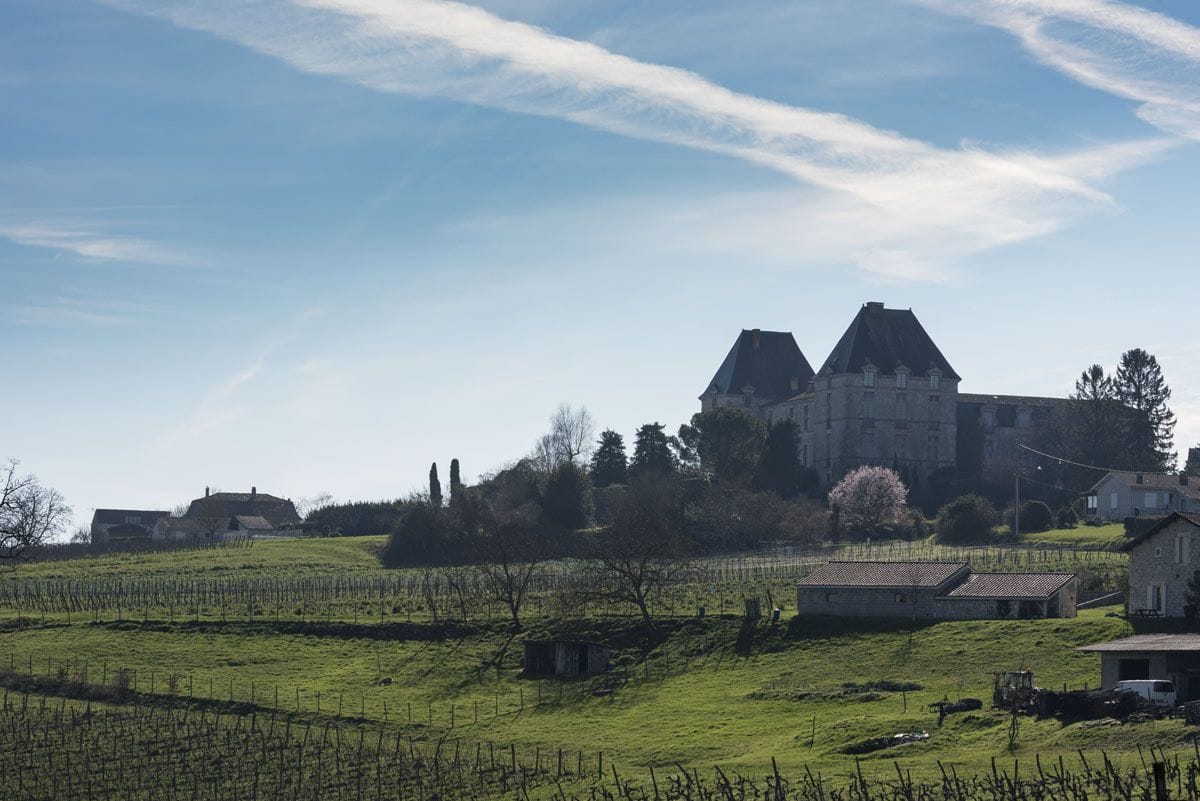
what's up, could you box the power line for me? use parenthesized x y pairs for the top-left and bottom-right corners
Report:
(1016, 444), (1120, 474)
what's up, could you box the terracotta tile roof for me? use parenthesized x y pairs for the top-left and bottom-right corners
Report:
(799, 561), (968, 589)
(941, 573), (1075, 599)
(1079, 634), (1200, 652)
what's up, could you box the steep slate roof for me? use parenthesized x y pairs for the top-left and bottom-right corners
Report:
(184, 491), (300, 527)
(799, 561), (969, 589)
(1090, 471), (1200, 502)
(702, 329), (814, 401)
(1079, 634), (1200, 652)
(957, 393), (1074, 408)
(231, 515), (275, 530)
(819, 303), (959, 379)
(1119, 512), (1200, 552)
(941, 573), (1075, 599)
(91, 509), (171, 526)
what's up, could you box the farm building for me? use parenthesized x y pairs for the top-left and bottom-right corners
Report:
(89, 509), (171, 545)
(522, 640), (613, 678)
(1079, 634), (1200, 702)
(796, 561), (1077, 619)
(184, 486), (301, 528)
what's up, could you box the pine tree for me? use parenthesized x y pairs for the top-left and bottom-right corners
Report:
(428, 462), (443, 508)
(449, 459), (462, 505)
(1068, 364), (1125, 469)
(589, 430), (628, 487)
(629, 423), (675, 476)
(1113, 348), (1176, 471)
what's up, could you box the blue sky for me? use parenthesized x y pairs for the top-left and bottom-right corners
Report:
(3, 0), (1200, 527)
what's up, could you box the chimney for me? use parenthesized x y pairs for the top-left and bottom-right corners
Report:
(251, 486), (257, 499)
(204, 486), (210, 498)
(865, 301), (884, 312)
(1135, 473), (1143, 485)
(751, 328), (761, 350)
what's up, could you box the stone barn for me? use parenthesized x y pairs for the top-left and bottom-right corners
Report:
(796, 561), (1077, 619)
(522, 640), (613, 678)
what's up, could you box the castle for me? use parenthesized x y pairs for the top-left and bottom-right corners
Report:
(700, 302), (1072, 488)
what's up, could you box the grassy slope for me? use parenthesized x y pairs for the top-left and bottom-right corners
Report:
(2, 605), (1183, 780)
(1019, 524), (1127, 550)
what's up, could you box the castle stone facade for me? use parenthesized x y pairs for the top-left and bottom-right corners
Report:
(701, 302), (1071, 488)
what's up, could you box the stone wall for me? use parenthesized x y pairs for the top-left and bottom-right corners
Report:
(1128, 518), (1200, 617)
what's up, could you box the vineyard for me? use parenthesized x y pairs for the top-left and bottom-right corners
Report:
(0, 538), (1128, 625)
(1, 696), (1197, 800)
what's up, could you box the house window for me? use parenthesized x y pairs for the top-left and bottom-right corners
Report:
(1145, 492), (1158, 509)
(862, 392), (875, 425)
(1086, 494), (1098, 510)
(896, 372), (908, 389)
(1110, 492), (1119, 510)
(863, 369), (876, 388)
(1176, 534), (1191, 564)
(929, 373), (941, 391)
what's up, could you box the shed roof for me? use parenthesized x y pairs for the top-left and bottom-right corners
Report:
(232, 515), (275, 530)
(940, 573), (1075, 599)
(1078, 634), (1200, 653)
(798, 561), (968, 589)
(1119, 512), (1200, 552)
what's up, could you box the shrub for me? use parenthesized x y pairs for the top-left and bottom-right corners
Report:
(934, 494), (998, 544)
(1055, 506), (1078, 530)
(1016, 500), (1053, 534)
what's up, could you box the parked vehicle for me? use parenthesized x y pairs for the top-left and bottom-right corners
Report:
(1114, 680), (1176, 707)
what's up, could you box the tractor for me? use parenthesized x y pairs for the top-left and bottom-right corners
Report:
(992, 670), (1041, 714)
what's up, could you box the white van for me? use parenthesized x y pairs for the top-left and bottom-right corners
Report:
(1114, 679), (1177, 707)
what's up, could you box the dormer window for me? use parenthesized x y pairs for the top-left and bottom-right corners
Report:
(862, 367), (876, 388)
(929, 370), (941, 391)
(896, 370), (908, 389)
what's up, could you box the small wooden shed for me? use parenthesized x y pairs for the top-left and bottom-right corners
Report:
(522, 639), (613, 678)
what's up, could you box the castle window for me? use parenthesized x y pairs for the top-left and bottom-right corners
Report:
(896, 371), (908, 389)
(862, 393), (874, 425)
(927, 435), (939, 462)
(982, 408), (996, 430)
(896, 394), (907, 427)
(984, 437), (995, 456)
(862, 430), (876, 457)
(803, 405), (809, 431)
(1017, 409), (1031, 428)
(801, 444), (808, 465)
(863, 368), (876, 388)
(929, 372), (941, 391)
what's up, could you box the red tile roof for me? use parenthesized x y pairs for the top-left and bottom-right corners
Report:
(798, 561), (968, 589)
(941, 573), (1075, 599)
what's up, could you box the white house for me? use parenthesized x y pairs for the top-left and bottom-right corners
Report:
(1085, 471), (1200, 523)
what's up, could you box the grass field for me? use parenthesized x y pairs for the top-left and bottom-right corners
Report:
(1017, 523), (1128, 550)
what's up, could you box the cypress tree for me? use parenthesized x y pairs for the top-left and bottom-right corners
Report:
(753, 421), (802, 497)
(449, 458), (462, 504)
(629, 423), (675, 476)
(429, 462), (443, 508)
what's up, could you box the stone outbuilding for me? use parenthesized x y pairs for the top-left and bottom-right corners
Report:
(1120, 512), (1200, 617)
(522, 640), (613, 678)
(1079, 634), (1200, 702)
(796, 561), (1077, 620)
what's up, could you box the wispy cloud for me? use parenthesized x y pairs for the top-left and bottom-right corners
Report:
(101, 0), (1168, 280)
(0, 222), (187, 265)
(915, 0), (1200, 140)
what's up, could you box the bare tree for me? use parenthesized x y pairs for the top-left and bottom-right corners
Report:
(549, 403), (594, 466)
(0, 460), (71, 567)
(587, 475), (690, 627)
(477, 506), (546, 629)
(295, 492), (334, 518)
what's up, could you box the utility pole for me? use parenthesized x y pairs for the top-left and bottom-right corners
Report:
(1014, 473), (1020, 539)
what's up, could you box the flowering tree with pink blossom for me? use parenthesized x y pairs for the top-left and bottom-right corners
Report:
(828, 466), (907, 535)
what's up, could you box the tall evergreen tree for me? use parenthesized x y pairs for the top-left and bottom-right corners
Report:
(449, 458), (462, 505)
(428, 462), (443, 508)
(542, 462), (594, 530)
(1114, 348), (1176, 471)
(1065, 364), (1125, 472)
(753, 421), (804, 497)
(589, 430), (628, 487)
(629, 422), (675, 477)
(676, 408), (765, 486)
